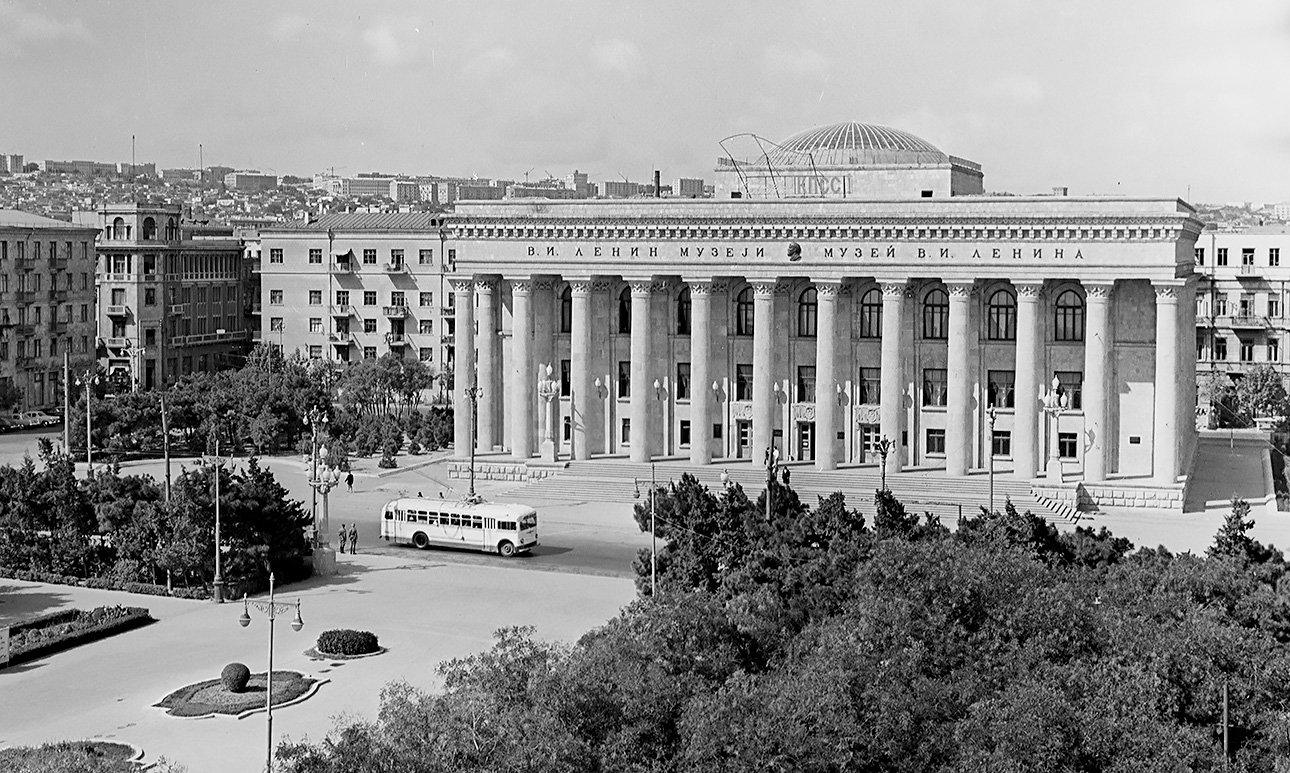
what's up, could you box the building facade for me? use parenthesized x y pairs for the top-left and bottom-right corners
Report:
(257, 213), (452, 369)
(1195, 226), (1290, 380)
(91, 204), (249, 388)
(444, 122), (1203, 507)
(0, 210), (98, 410)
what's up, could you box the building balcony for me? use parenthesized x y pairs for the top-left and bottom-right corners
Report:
(14, 324), (36, 337)
(51, 318), (69, 330)
(330, 304), (357, 318)
(106, 304), (129, 317)
(441, 305), (457, 317)
(329, 332), (355, 345)
(15, 290), (36, 302)
(440, 333), (454, 344)
(105, 337), (131, 349)
(382, 305), (408, 318)
(14, 258), (35, 271)
(51, 258), (69, 271)
(1237, 265), (1264, 279)
(383, 262), (408, 273)
(331, 261), (355, 273)
(1214, 315), (1271, 329)
(385, 333), (409, 346)
(48, 288), (67, 302)
(247, 302), (262, 315)
(169, 303), (189, 317)
(14, 355), (35, 368)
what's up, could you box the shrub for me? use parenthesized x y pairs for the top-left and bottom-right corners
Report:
(407, 439), (422, 455)
(221, 662), (251, 692)
(316, 628), (379, 656)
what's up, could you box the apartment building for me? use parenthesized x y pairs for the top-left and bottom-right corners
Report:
(257, 213), (453, 371)
(1194, 226), (1290, 381)
(90, 203), (249, 388)
(0, 210), (98, 410)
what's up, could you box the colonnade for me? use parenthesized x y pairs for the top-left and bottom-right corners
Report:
(450, 274), (1187, 485)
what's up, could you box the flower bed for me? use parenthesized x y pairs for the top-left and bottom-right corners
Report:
(4, 605), (153, 668)
(0, 739), (142, 770)
(155, 671), (318, 717)
(0, 566), (208, 599)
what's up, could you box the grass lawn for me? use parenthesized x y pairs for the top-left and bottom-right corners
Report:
(155, 671), (317, 717)
(0, 739), (140, 771)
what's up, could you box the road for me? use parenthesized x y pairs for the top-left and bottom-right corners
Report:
(0, 429), (652, 580)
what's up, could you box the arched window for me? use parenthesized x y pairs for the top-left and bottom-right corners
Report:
(166, 217), (177, 240)
(735, 287), (754, 336)
(111, 217), (126, 240)
(141, 217), (157, 240)
(1054, 289), (1085, 341)
(858, 288), (882, 338)
(559, 286), (572, 333)
(676, 287), (691, 335)
(986, 289), (1016, 341)
(797, 287), (818, 337)
(618, 287), (631, 334)
(922, 288), (948, 339)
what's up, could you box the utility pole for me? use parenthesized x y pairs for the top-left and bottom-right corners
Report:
(62, 352), (70, 454)
(160, 392), (171, 501)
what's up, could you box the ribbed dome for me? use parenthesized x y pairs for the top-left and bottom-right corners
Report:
(763, 122), (948, 167)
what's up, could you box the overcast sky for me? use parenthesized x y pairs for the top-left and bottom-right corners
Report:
(2, 0), (1287, 203)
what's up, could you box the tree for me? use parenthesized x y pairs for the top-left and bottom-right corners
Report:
(0, 380), (22, 414)
(1233, 364), (1290, 428)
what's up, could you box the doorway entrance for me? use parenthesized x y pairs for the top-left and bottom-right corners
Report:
(797, 421), (815, 462)
(857, 423), (880, 462)
(736, 420), (752, 458)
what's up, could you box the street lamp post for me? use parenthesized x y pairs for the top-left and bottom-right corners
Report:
(73, 371), (97, 477)
(711, 380), (726, 459)
(763, 445), (780, 521)
(633, 462), (658, 597)
(1040, 375), (1071, 485)
(593, 376), (611, 456)
(653, 378), (668, 458)
(463, 380), (483, 500)
(304, 409), (338, 576)
(204, 436), (233, 603)
(876, 436), (894, 492)
(986, 406), (999, 513)
(238, 573), (303, 773)
(537, 364), (559, 462)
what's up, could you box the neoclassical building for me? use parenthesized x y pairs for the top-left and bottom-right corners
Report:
(446, 122), (1204, 504)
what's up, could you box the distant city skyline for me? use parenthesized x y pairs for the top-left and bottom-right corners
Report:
(2, 0), (1287, 203)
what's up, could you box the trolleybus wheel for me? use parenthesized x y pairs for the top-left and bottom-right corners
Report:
(413, 532), (430, 549)
(498, 540), (516, 557)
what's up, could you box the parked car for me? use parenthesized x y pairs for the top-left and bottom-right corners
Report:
(0, 415), (18, 432)
(18, 411), (60, 427)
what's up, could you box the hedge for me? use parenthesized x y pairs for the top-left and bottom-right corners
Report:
(316, 629), (380, 656)
(4, 605), (153, 668)
(0, 566), (209, 600)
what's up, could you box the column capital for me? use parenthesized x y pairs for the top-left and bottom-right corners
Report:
(628, 279), (654, 295)
(751, 280), (777, 297)
(812, 279), (844, 298)
(566, 277), (594, 295)
(1152, 280), (1183, 302)
(686, 279), (714, 295)
(507, 278), (532, 294)
(532, 277), (555, 291)
(448, 277), (474, 294)
(1082, 280), (1115, 300)
(474, 277), (497, 293)
(945, 279), (975, 298)
(878, 279), (908, 298)
(1014, 280), (1044, 299)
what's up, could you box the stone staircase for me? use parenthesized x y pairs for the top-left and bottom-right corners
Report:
(505, 459), (1079, 525)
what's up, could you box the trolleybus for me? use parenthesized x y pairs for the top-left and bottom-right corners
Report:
(380, 496), (539, 557)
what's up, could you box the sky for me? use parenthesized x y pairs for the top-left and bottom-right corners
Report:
(1, 0), (1287, 204)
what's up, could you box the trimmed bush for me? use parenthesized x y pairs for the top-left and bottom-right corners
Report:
(221, 662), (251, 693)
(316, 628), (379, 656)
(5, 606), (152, 667)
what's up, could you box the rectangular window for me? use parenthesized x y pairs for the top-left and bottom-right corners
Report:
(363, 291), (377, 306)
(419, 292), (433, 307)
(270, 317), (284, 332)
(1269, 339), (1279, 362)
(269, 248), (283, 263)
(1240, 339), (1254, 362)
(926, 428), (946, 455)
(419, 347), (433, 362)
(309, 318), (323, 333)
(308, 345), (323, 359)
(922, 368), (948, 407)
(796, 365), (816, 402)
(1194, 247), (1205, 265)
(679, 420), (691, 447)
(1054, 370), (1083, 410)
(1271, 297), (1281, 318)
(987, 370), (1015, 409)
(991, 430), (1012, 457)
(735, 364), (754, 401)
(363, 346), (377, 360)
(1215, 296), (1228, 316)
(1272, 248), (1282, 268)
(390, 249), (404, 267)
(618, 361), (631, 398)
(1217, 248), (1228, 266)
(308, 249), (322, 264)
(419, 320), (433, 335)
(270, 289), (283, 305)
(419, 249), (434, 265)
(676, 362), (691, 400)
(1215, 337), (1228, 360)
(144, 288), (156, 306)
(1242, 248), (1255, 266)
(621, 418), (631, 445)
(309, 290), (322, 305)
(1197, 332), (1206, 360)
(364, 318), (377, 333)
(713, 423), (723, 439)
(1058, 432), (1078, 459)
(336, 290), (349, 306)
(560, 359), (571, 397)
(859, 367), (881, 404)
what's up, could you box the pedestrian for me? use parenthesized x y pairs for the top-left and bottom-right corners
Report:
(338, 523), (347, 554)
(348, 523), (358, 554)
(345, 471), (354, 492)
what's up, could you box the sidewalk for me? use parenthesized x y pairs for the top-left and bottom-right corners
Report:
(0, 553), (636, 772)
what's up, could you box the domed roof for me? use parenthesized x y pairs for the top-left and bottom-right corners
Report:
(762, 121), (948, 167)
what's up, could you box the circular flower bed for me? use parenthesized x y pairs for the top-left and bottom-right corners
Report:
(316, 629), (379, 657)
(155, 671), (318, 718)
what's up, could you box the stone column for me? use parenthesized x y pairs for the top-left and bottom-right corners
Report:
(814, 280), (842, 470)
(688, 280), (713, 465)
(945, 280), (974, 476)
(629, 279), (653, 462)
(451, 277), (475, 459)
(1082, 281), (1114, 482)
(879, 280), (906, 475)
(1153, 281), (1180, 484)
(474, 278), (498, 452)
(509, 278), (532, 462)
(1013, 281), (1043, 479)
(569, 278), (593, 461)
(751, 281), (777, 462)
